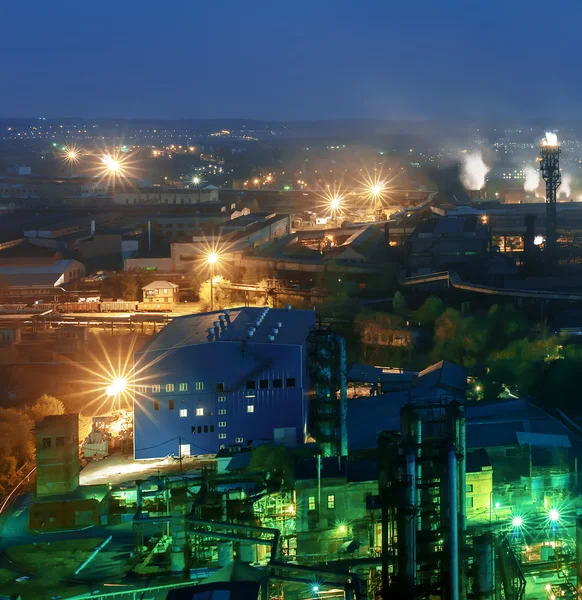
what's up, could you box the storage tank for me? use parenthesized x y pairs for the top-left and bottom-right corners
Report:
(218, 541), (233, 567)
(239, 542), (257, 563)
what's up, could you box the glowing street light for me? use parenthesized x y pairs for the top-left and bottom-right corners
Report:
(106, 377), (127, 398)
(511, 516), (523, 528)
(548, 508), (560, 523)
(191, 176), (201, 185)
(370, 183), (383, 196)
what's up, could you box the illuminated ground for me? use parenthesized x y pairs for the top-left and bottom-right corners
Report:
(80, 453), (203, 486)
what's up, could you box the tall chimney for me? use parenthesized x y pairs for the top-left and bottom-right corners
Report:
(90, 219), (96, 236)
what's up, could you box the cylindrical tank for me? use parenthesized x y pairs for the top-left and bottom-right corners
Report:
(239, 542), (257, 563)
(473, 534), (495, 600)
(550, 472), (572, 491)
(170, 512), (186, 575)
(531, 475), (544, 502)
(218, 541), (233, 567)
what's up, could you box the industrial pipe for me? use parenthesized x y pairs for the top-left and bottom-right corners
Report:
(448, 446), (459, 600)
(405, 449), (416, 584)
(337, 335), (348, 458)
(74, 535), (112, 575)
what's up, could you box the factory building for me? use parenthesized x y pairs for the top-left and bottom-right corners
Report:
(133, 306), (316, 459)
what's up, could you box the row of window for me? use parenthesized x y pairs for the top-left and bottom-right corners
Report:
(308, 494), (335, 510)
(246, 378), (295, 390)
(137, 379), (297, 395)
(153, 402), (254, 415)
(42, 437), (65, 448)
(137, 383), (193, 393)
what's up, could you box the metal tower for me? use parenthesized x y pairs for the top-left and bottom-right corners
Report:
(540, 134), (561, 260)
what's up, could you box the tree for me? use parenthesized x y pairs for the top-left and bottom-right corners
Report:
(415, 296), (445, 325)
(392, 291), (407, 316)
(198, 276), (234, 311)
(26, 394), (65, 422)
(248, 443), (295, 489)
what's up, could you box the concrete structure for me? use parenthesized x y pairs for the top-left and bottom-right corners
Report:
(141, 280), (179, 304)
(133, 306), (316, 459)
(35, 413), (80, 497)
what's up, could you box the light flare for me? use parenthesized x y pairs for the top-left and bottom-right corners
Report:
(542, 132), (559, 147)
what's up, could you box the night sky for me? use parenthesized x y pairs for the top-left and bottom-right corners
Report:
(2, 0), (582, 121)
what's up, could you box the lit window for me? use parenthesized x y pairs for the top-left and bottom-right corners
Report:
(196, 408), (204, 416)
(218, 396), (226, 402)
(152, 385), (161, 393)
(218, 421), (226, 427)
(179, 383), (188, 392)
(308, 496), (316, 511)
(164, 289), (169, 295)
(179, 409), (187, 418)
(218, 409), (226, 415)
(196, 382), (204, 390)
(166, 384), (174, 392)
(286, 378), (296, 388)
(235, 437), (243, 443)
(218, 433), (226, 439)
(219, 444), (225, 450)
(327, 495), (335, 509)
(168, 400), (174, 410)
(247, 405), (254, 413)
(154, 400), (159, 411)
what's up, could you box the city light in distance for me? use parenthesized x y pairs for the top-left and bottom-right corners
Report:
(534, 235), (544, 246)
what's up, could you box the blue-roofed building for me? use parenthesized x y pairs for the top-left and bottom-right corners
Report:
(133, 306), (316, 459)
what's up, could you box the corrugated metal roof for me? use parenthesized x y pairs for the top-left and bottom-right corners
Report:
(141, 306), (316, 352)
(516, 431), (571, 448)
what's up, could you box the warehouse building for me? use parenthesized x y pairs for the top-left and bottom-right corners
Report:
(133, 306), (316, 459)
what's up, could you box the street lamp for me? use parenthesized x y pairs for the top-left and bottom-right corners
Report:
(106, 376), (127, 398)
(190, 175), (203, 203)
(207, 251), (219, 311)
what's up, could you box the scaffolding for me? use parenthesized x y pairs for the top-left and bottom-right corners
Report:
(307, 328), (347, 457)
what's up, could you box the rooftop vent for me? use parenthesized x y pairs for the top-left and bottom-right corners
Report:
(277, 321), (282, 328)
(207, 327), (215, 342)
(219, 315), (227, 330)
(268, 335), (275, 342)
(224, 309), (231, 325)
(214, 321), (220, 337)
(285, 304), (292, 312)
(247, 328), (255, 338)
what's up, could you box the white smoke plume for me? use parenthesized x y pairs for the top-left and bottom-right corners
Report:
(542, 132), (559, 146)
(558, 172), (572, 199)
(460, 151), (490, 191)
(523, 166), (541, 194)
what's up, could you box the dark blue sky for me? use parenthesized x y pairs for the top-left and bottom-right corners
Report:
(2, 0), (581, 120)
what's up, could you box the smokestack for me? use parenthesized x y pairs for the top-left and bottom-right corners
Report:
(148, 220), (151, 251)
(207, 327), (214, 342)
(219, 315), (227, 330)
(90, 219), (96, 235)
(224, 309), (231, 325)
(214, 321), (220, 338)
(384, 222), (390, 246)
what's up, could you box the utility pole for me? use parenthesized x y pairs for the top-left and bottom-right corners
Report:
(178, 436), (183, 474)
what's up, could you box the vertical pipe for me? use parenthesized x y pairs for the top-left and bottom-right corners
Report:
(221, 493), (227, 522)
(337, 335), (348, 458)
(405, 449), (416, 584)
(448, 447), (459, 600)
(317, 453), (322, 525)
(459, 410), (466, 534)
(148, 220), (151, 251)
(415, 412), (422, 532)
